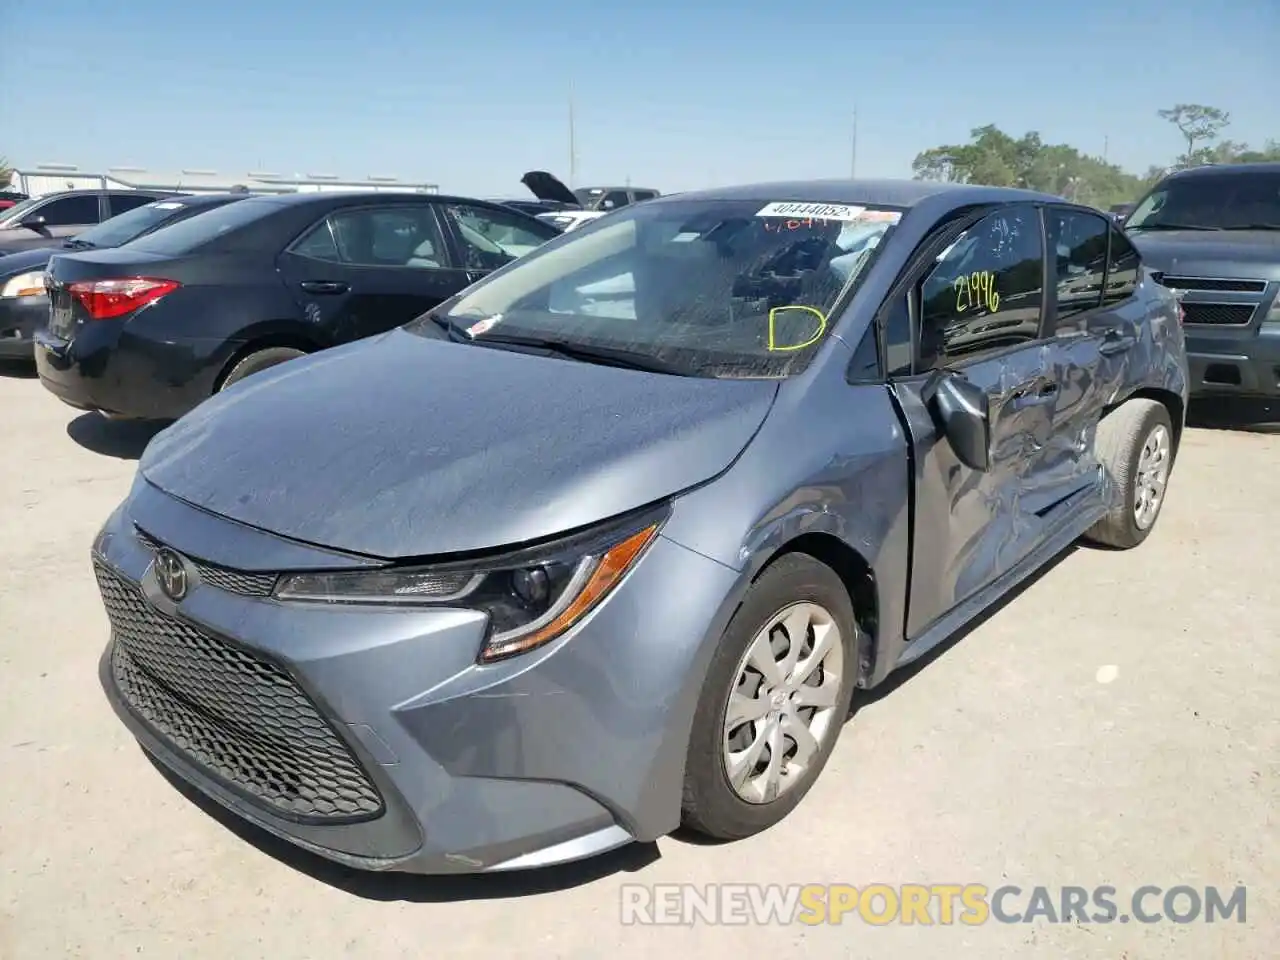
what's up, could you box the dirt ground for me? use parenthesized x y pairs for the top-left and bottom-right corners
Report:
(1, 365), (1276, 960)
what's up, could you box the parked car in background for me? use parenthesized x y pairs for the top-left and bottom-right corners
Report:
(491, 198), (578, 218)
(0, 193), (250, 363)
(1125, 162), (1280, 399)
(89, 179), (1186, 876)
(521, 171), (661, 233)
(35, 191), (561, 419)
(0, 189), (180, 256)
(0, 191), (29, 212)
(1108, 202), (1134, 223)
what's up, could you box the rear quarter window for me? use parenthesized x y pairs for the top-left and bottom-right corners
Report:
(125, 197), (286, 255)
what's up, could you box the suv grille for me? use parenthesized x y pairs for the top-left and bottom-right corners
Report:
(96, 563), (384, 823)
(1156, 275), (1267, 294)
(1180, 304), (1257, 326)
(134, 528), (277, 597)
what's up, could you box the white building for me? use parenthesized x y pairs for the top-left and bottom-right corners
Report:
(6, 164), (438, 197)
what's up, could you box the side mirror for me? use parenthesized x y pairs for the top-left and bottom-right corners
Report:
(922, 370), (991, 471)
(20, 214), (47, 230)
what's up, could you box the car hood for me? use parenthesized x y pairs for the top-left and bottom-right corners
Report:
(139, 329), (779, 559)
(521, 171), (581, 207)
(1129, 230), (1280, 280)
(0, 245), (62, 278)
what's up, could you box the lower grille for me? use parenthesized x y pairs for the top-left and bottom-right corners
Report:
(134, 527), (278, 598)
(96, 562), (384, 823)
(1181, 303), (1256, 326)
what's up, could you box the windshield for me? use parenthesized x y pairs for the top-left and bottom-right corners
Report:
(0, 196), (45, 225)
(72, 198), (225, 248)
(124, 196), (283, 255)
(408, 197), (904, 379)
(1127, 171), (1280, 230)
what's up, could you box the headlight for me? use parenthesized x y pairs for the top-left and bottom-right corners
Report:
(273, 506), (667, 663)
(1263, 294), (1280, 328)
(0, 271), (47, 298)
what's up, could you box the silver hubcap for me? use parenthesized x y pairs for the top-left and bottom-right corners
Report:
(722, 602), (844, 804)
(1134, 424), (1171, 530)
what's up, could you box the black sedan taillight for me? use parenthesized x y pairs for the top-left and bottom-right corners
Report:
(68, 278), (180, 320)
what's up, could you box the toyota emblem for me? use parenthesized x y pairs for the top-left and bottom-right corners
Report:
(153, 548), (189, 601)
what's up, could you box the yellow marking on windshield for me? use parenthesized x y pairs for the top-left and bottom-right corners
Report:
(767, 306), (828, 352)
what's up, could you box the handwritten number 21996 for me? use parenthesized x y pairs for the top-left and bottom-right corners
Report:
(953, 271), (1000, 314)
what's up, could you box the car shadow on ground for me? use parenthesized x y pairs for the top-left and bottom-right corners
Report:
(145, 755), (662, 902)
(1186, 397), (1280, 434)
(66, 412), (170, 459)
(0, 359), (37, 379)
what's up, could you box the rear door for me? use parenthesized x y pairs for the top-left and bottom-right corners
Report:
(885, 202), (1069, 638)
(1042, 206), (1145, 500)
(436, 201), (560, 284)
(276, 202), (468, 344)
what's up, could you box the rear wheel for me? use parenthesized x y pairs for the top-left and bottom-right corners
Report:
(1084, 398), (1174, 549)
(681, 553), (858, 840)
(217, 347), (307, 393)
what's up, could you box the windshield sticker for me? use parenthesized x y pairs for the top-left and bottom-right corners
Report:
(756, 202), (866, 221)
(856, 210), (902, 224)
(767, 305), (827, 352)
(671, 232), (702, 242)
(954, 271), (1000, 314)
(150, 201), (184, 210)
(466, 316), (501, 337)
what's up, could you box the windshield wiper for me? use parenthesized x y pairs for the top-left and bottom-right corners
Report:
(464, 328), (693, 376)
(1127, 222), (1221, 231)
(1218, 223), (1280, 231)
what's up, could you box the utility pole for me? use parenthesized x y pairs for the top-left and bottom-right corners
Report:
(850, 105), (859, 179)
(568, 86), (577, 189)
(1103, 134), (1109, 164)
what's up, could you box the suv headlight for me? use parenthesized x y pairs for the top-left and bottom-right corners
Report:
(0, 271), (47, 298)
(1263, 293), (1280, 328)
(273, 506), (667, 663)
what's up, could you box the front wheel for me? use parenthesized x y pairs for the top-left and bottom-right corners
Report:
(681, 553), (858, 840)
(1084, 398), (1175, 549)
(217, 347), (308, 393)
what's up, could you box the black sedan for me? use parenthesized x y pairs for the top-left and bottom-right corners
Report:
(35, 191), (561, 419)
(0, 193), (248, 362)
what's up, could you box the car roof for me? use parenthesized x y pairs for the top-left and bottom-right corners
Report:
(647, 178), (1063, 210)
(1166, 162), (1280, 179)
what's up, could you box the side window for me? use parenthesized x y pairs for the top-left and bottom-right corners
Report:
(601, 190), (630, 210)
(35, 194), (102, 226)
(916, 204), (1045, 369)
(1103, 226), (1140, 306)
(292, 206), (448, 269)
(443, 203), (555, 271)
(1047, 207), (1108, 328)
(632, 190), (658, 202)
(108, 192), (160, 216)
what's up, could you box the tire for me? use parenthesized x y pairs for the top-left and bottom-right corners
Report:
(1084, 398), (1174, 549)
(217, 347), (307, 393)
(681, 553), (859, 840)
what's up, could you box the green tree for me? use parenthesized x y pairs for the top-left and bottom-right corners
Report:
(1157, 104), (1231, 167)
(0, 156), (12, 187)
(911, 125), (1149, 209)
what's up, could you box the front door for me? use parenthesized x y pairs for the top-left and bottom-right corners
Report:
(887, 203), (1066, 639)
(277, 203), (470, 344)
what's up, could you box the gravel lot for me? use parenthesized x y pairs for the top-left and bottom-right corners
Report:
(1, 365), (1276, 960)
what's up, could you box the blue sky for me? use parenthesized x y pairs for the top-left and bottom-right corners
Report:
(2, 0), (1277, 196)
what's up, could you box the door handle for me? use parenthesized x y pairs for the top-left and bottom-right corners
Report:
(1009, 380), (1059, 408)
(299, 280), (350, 295)
(1099, 328), (1136, 356)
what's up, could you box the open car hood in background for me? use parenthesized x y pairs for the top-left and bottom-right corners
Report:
(521, 171), (581, 207)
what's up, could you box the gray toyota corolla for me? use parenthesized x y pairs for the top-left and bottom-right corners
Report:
(92, 179), (1188, 874)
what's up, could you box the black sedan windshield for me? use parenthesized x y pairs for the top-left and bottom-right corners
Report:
(1127, 171), (1280, 230)
(409, 197), (902, 379)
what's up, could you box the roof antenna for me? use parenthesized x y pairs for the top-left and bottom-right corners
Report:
(850, 105), (859, 179)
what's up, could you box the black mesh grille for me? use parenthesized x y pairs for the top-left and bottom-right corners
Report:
(1156, 275), (1267, 294)
(97, 562), (384, 822)
(1181, 303), (1256, 326)
(134, 528), (277, 597)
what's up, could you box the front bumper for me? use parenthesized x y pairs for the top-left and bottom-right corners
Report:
(0, 294), (45, 359)
(92, 483), (738, 874)
(1185, 325), (1280, 398)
